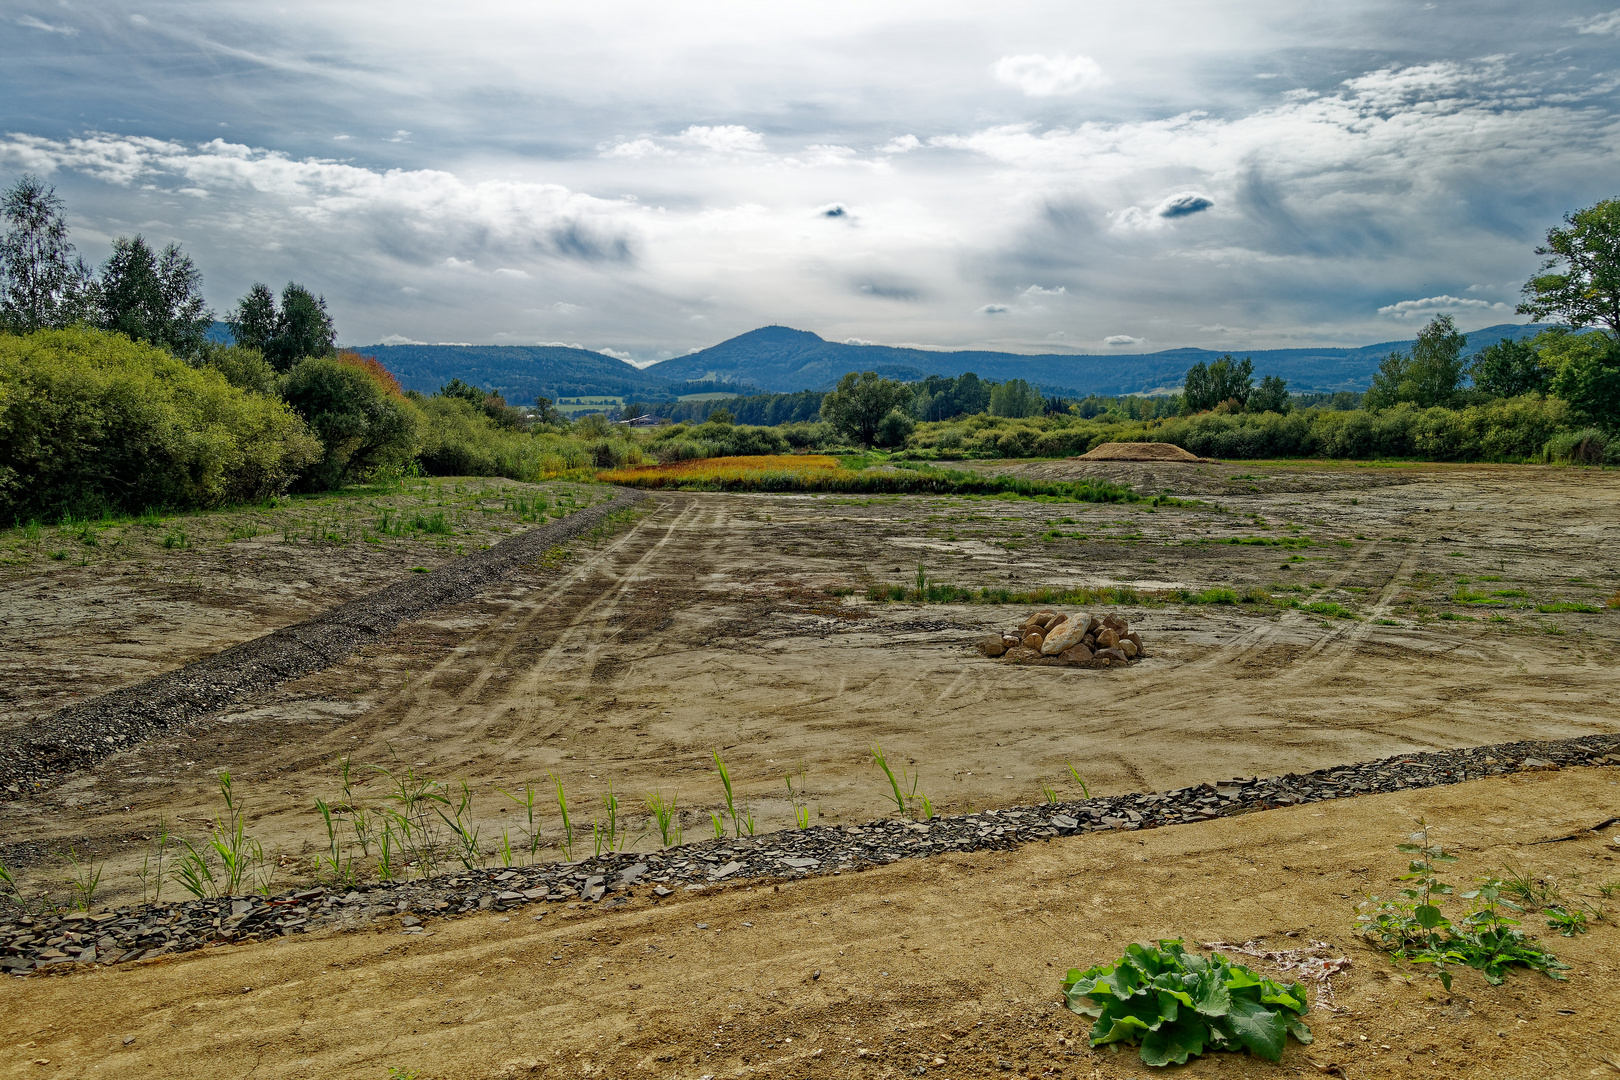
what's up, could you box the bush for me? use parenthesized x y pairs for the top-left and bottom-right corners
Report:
(413, 395), (591, 480)
(0, 327), (320, 518)
(873, 407), (916, 448)
(649, 420), (788, 459)
(1543, 427), (1614, 465)
(281, 353), (422, 489)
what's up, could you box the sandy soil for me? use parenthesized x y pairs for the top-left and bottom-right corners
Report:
(3, 768), (1617, 1080)
(0, 463), (1616, 911)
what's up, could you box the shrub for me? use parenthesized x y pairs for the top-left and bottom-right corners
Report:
(281, 353), (423, 489)
(412, 395), (589, 480)
(0, 327), (320, 518)
(1543, 427), (1613, 465)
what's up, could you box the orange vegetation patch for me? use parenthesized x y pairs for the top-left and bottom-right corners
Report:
(598, 454), (841, 487)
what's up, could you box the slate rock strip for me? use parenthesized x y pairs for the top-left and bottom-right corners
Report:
(0, 489), (649, 797)
(2, 731), (1614, 976)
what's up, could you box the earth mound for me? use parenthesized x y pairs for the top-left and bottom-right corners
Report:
(1076, 441), (1208, 462)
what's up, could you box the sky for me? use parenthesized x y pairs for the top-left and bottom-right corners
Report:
(3, 2), (1619, 364)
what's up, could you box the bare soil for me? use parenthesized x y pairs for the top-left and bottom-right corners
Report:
(0, 462), (1615, 910)
(2, 768), (1617, 1079)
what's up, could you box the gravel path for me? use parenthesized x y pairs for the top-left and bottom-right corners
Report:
(0, 489), (648, 797)
(3, 730), (1615, 975)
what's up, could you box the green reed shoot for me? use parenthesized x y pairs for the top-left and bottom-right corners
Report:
(871, 741), (921, 816)
(713, 750), (746, 838)
(1066, 760), (1091, 799)
(551, 773), (575, 861)
(60, 849), (104, 912)
(711, 812), (726, 840)
(498, 780), (544, 863)
(136, 819), (171, 903)
(646, 791), (682, 847)
(1041, 779), (1061, 805)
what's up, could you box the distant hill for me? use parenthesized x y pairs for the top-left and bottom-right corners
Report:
(205, 321), (1560, 402)
(351, 343), (679, 401)
(642, 324), (1557, 396)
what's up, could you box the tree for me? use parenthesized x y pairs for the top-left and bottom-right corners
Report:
(820, 371), (913, 445)
(1182, 355), (1254, 412)
(98, 235), (212, 358)
(1469, 337), (1548, 398)
(226, 282), (278, 353)
(1518, 198), (1620, 339)
(0, 175), (95, 332)
(437, 377), (486, 405)
(1248, 374), (1291, 414)
(1535, 328), (1620, 429)
(988, 378), (1042, 418)
(1364, 315), (1467, 410)
(873, 407), (916, 447)
(227, 281), (337, 371)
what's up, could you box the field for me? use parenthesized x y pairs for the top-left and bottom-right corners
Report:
(1, 458), (1617, 1077)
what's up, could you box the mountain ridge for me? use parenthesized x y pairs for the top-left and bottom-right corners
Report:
(210, 322), (1555, 403)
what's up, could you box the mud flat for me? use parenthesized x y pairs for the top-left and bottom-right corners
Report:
(0, 462), (1616, 913)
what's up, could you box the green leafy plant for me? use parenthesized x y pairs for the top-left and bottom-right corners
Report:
(1061, 940), (1312, 1066)
(1357, 826), (1569, 989)
(785, 768), (812, 829)
(1544, 905), (1588, 936)
(498, 779), (545, 863)
(712, 750), (749, 838)
(171, 770), (268, 898)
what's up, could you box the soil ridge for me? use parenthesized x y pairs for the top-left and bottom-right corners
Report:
(0, 488), (649, 797)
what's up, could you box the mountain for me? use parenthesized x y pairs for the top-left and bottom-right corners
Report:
(641, 324), (1556, 396)
(205, 321), (1560, 402)
(350, 343), (678, 401)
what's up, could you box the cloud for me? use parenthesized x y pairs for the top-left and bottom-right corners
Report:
(1104, 335), (1141, 345)
(978, 303), (1010, 314)
(852, 277), (925, 301)
(600, 138), (672, 159)
(991, 53), (1108, 97)
(493, 267), (529, 278)
(598, 347), (635, 361)
(1156, 192), (1214, 218)
(818, 203), (849, 218)
(1377, 295), (1509, 318)
(379, 334), (427, 345)
(878, 135), (920, 154)
(17, 14), (78, 35)
(0, 131), (639, 266)
(844, 337), (876, 345)
(673, 125), (765, 153)
(1022, 285), (1066, 296)
(1569, 9), (1620, 34)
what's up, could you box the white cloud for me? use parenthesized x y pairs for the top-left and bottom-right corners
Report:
(1377, 295), (1508, 318)
(598, 347), (635, 361)
(1569, 9), (1620, 34)
(1022, 285), (1066, 296)
(878, 135), (920, 154)
(493, 267), (529, 278)
(379, 334), (427, 345)
(1104, 335), (1141, 345)
(673, 125), (765, 153)
(17, 15), (78, 35)
(600, 138), (672, 159)
(844, 337), (876, 345)
(991, 53), (1108, 97)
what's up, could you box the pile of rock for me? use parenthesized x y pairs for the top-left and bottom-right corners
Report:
(977, 610), (1143, 665)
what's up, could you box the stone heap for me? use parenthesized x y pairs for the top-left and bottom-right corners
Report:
(977, 610), (1143, 665)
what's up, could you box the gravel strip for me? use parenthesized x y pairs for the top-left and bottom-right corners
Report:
(4, 731), (1615, 976)
(0, 489), (648, 797)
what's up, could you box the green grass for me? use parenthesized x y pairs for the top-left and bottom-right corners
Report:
(1299, 601), (1358, 619)
(1219, 535), (1313, 548)
(1535, 601), (1602, 614)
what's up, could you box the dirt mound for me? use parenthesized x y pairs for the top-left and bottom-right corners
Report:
(1076, 441), (1207, 462)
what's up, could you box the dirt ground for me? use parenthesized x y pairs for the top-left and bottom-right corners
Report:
(3, 768), (1618, 1080)
(0, 462), (1616, 909)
